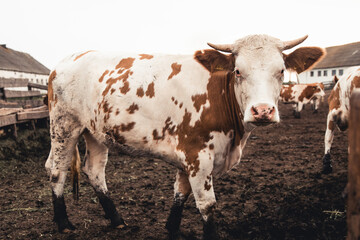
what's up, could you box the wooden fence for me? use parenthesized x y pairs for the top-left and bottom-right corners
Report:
(348, 89), (360, 239)
(0, 77), (49, 137)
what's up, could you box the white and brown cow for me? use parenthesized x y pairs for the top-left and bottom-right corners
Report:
(280, 82), (325, 118)
(322, 67), (360, 174)
(45, 34), (325, 239)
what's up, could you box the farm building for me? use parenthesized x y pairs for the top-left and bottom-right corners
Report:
(0, 44), (49, 86)
(298, 41), (360, 84)
(0, 44), (50, 133)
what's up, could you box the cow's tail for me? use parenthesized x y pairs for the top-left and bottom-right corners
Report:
(71, 145), (81, 200)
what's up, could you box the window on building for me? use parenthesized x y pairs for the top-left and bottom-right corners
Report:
(318, 71), (321, 77)
(324, 70), (328, 76)
(36, 79), (39, 83)
(332, 70), (336, 76)
(310, 71), (314, 77)
(41, 79), (44, 84)
(339, 69), (344, 76)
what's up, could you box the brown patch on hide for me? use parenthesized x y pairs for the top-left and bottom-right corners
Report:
(120, 81), (130, 94)
(204, 181), (211, 191)
(175, 70), (244, 177)
(280, 85), (295, 102)
(102, 101), (113, 123)
(194, 49), (235, 73)
(298, 85), (319, 101)
(115, 109), (120, 115)
(152, 117), (176, 141)
(209, 144), (214, 150)
(192, 93), (207, 112)
(284, 47), (326, 73)
(126, 103), (139, 114)
(145, 82), (155, 98)
(350, 76), (360, 92)
(90, 119), (96, 131)
(328, 119), (334, 130)
(99, 70), (109, 83)
(119, 122), (136, 132)
(48, 70), (57, 112)
(168, 63), (182, 80)
(328, 85), (341, 110)
(143, 137), (148, 144)
(137, 87), (144, 97)
(101, 58), (135, 97)
(115, 57), (135, 70)
(74, 50), (94, 61)
(139, 54), (154, 60)
(106, 127), (127, 144)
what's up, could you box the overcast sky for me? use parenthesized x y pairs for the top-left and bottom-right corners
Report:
(2, 0), (360, 69)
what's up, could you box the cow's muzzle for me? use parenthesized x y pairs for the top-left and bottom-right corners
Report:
(248, 103), (278, 126)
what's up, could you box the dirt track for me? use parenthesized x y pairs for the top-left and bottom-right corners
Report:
(0, 90), (348, 240)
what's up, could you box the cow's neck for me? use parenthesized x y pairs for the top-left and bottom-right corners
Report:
(205, 71), (245, 149)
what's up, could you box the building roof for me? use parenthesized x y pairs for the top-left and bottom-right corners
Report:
(313, 41), (360, 69)
(0, 44), (50, 75)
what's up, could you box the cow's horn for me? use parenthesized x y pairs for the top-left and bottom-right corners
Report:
(282, 35), (308, 50)
(207, 43), (233, 53)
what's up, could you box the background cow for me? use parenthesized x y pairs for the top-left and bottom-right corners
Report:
(45, 34), (325, 239)
(322, 67), (360, 174)
(280, 82), (325, 118)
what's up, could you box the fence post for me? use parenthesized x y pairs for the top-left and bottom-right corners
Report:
(348, 89), (360, 239)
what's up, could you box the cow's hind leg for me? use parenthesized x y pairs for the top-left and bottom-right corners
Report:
(82, 130), (126, 228)
(166, 170), (192, 239)
(45, 118), (83, 232)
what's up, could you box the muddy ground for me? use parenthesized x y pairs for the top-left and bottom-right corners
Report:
(0, 90), (348, 240)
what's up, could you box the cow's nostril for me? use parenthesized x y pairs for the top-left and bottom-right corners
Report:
(251, 106), (258, 115)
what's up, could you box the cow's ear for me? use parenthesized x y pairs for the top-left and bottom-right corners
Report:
(333, 75), (339, 84)
(194, 49), (235, 72)
(283, 47), (326, 74)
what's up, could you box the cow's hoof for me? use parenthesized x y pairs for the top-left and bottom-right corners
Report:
(61, 228), (74, 233)
(313, 110), (318, 114)
(294, 113), (301, 119)
(322, 164), (333, 174)
(111, 216), (127, 229)
(168, 230), (184, 240)
(115, 223), (127, 229)
(58, 220), (76, 233)
(322, 153), (332, 174)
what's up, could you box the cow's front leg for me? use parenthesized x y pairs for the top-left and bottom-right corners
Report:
(313, 98), (320, 113)
(166, 170), (191, 239)
(294, 102), (303, 118)
(323, 111), (336, 174)
(187, 158), (218, 240)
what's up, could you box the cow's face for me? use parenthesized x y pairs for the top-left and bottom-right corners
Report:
(232, 45), (284, 128)
(314, 84), (326, 98)
(208, 34), (325, 130)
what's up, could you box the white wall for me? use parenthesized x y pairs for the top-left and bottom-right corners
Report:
(0, 69), (49, 93)
(298, 66), (360, 83)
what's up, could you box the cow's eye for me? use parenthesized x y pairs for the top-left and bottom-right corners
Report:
(280, 69), (285, 74)
(235, 69), (241, 77)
